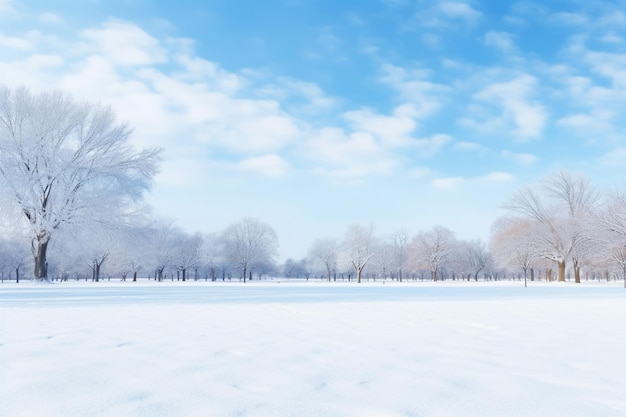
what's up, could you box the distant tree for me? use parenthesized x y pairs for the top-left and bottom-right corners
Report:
(412, 226), (456, 282)
(0, 86), (160, 280)
(283, 258), (309, 279)
(391, 229), (409, 281)
(490, 216), (538, 285)
(147, 220), (180, 281)
(342, 224), (376, 284)
(202, 232), (226, 281)
(457, 239), (492, 281)
(0, 236), (29, 283)
(221, 217), (278, 283)
(173, 232), (203, 281)
(374, 238), (395, 280)
(308, 238), (338, 282)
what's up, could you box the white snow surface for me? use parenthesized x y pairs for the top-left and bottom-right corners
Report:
(1, 280), (626, 417)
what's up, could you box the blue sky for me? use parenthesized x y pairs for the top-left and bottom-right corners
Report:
(1, 0), (626, 260)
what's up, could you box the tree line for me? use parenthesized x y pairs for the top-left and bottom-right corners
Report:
(1, 86), (625, 285)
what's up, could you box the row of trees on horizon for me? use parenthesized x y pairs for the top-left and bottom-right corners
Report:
(1, 86), (626, 285)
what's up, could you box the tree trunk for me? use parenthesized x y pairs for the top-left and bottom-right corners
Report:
(573, 259), (581, 284)
(95, 261), (101, 282)
(558, 261), (566, 282)
(33, 238), (49, 280)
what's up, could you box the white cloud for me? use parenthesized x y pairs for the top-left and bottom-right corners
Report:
(80, 20), (168, 67)
(414, 134), (452, 156)
(501, 150), (539, 166)
(484, 31), (516, 53)
(550, 12), (589, 26)
(453, 141), (482, 151)
(581, 49), (626, 89)
(304, 128), (399, 178)
(600, 34), (624, 44)
(236, 154), (290, 178)
(0, 34), (33, 50)
(174, 55), (244, 94)
(412, 1), (482, 30)
(39, 12), (63, 24)
(438, 2), (482, 23)
(409, 167), (432, 178)
(0, 0), (15, 16)
(463, 74), (547, 139)
(483, 171), (514, 182)
(258, 77), (337, 115)
(380, 63), (450, 119)
(343, 105), (418, 148)
(599, 148), (626, 167)
(557, 109), (617, 142)
(432, 176), (464, 189)
(432, 171), (513, 190)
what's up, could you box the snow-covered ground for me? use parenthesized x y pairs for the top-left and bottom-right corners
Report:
(1, 281), (626, 417)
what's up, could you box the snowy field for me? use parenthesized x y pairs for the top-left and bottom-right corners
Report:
(1, 281), (626, 417)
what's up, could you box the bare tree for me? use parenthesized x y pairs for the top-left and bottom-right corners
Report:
(147, 220), (180, 281)
(412, 226), (456, 281)
(173, 232), (203, 281)
(202, 232), (226, 281)
(503, 171), (597, 282)
(374, 239), (395, 280)
(457, 239), (492, 281)
(391, 229), (409, 281)
(221, 217), (279, 283)
(0, 236), (29, 283)
(490, 216), (538, 285)
(308, 238), (338, 282)
(0, 86), (160, 280)
(341, 224), (376, 284)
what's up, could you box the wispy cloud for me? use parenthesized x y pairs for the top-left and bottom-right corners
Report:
(501, 150), (539, 166)
(484, 31), (517, 54)
(380, 63), (450, 119)
(432, 171), (514, 190)
(460, 74), (547, 140)
(236, 154), (290, 178)
(80, 20), (168, 66)
(410, 1), (483, 30)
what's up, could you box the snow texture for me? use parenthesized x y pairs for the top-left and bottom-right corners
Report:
(1, 281), (626, 417)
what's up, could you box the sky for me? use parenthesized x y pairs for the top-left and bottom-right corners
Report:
(1, 0), (626, 261)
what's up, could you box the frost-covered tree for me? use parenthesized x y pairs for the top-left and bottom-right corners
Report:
(457, 239), (492, 281)
(221, 217), (278, 283)
(341, 224), (376, 284)
(0, 86), (160, 280)
(391, 229), (409, 281)
(491, 216), (538, 284)
(411, 226), (456, 281)
(373, 238), (395, 280)
(503, 171), (597, 282)
(173, 232), (203, 281)
(0, 236), (29, 283)
(146, 220), (182, 281)
(596, 188), (626, 238)
(308, 238), (338, 281)
(202, 232), (226, 281)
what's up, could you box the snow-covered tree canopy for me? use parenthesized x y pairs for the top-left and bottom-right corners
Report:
(0, 85), (161, 279)
(221, 217), (279, 282)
